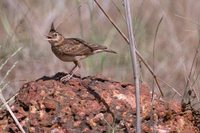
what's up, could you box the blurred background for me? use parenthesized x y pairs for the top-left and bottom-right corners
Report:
(1, 0), (200, 102)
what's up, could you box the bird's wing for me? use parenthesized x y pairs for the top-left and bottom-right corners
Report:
(61, 38), (107, 56)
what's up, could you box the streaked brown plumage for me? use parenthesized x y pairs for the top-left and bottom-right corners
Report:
(46, 23), (116, 81)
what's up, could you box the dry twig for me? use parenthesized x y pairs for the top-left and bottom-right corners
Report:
(0, 84), (25, 133)
(93, 0), (164, 97)
(124, 0), (141, 132)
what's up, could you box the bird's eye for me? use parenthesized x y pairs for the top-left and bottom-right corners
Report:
(54, 33), (58, 37)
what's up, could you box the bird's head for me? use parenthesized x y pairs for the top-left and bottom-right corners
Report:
(46, 23), (64, 46)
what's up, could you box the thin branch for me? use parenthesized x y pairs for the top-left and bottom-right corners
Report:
(0, 92), (19, 109)
(158, 78), (181, 97)
(153, 16), (163, 51)
(0, 61), (18, 86)
(148, 9), (164, 133)
(182, 35), (200, 105)
(152, 16), (163, 99)
(103, 118), (116, 133)
(0, 47), (22, 71)
(93, 0), (164, 97)
(192, 87), (199, 102)
(191, 69), (200, 88)
(0, 84), (25, 133)
(124, 0), (141, 132)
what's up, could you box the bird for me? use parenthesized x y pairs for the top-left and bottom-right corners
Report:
(46, 23), (117, 82)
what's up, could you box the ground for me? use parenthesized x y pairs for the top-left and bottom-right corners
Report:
(0, 72), (199, 133)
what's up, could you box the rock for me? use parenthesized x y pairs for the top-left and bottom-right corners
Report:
(0, 72), (199, 132)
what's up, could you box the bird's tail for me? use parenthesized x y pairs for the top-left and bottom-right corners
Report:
(94, 49), (117, 54)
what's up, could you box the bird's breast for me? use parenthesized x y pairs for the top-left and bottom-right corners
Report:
(51, 46), (75, 62)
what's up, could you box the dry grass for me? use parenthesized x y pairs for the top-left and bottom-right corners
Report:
(1, 0), (200, 103)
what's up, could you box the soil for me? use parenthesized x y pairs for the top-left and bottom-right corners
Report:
(0, 72), (199, 133)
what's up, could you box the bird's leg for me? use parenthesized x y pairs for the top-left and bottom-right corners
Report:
(61, 60), (80, 82)
(69, 61), (80, 74)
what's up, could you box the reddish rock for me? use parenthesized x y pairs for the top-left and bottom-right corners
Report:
(0, 72), (199, 132)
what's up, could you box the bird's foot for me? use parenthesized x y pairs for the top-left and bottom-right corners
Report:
(60, 74), (73, 83)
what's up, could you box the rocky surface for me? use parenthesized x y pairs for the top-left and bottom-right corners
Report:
(0, 72), (199, 133)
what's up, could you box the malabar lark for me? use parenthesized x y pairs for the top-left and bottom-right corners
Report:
(46, 23), (116, 82)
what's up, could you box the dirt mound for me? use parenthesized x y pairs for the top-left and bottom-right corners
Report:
(0, 72), (199, 132)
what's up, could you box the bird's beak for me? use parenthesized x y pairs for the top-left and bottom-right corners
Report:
(45, 35), (52, 40)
